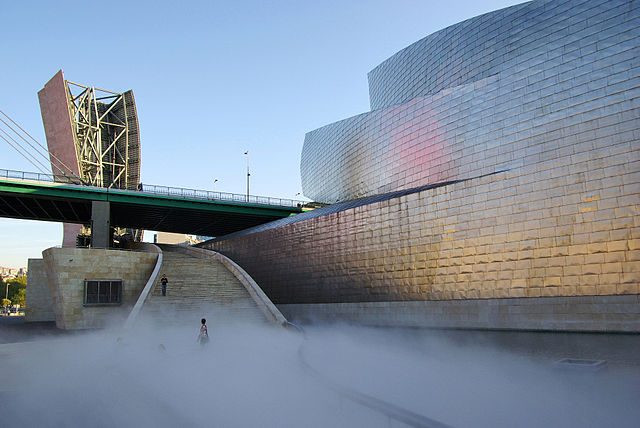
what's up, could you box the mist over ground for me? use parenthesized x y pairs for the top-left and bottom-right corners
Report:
(1, 318), (638, 427)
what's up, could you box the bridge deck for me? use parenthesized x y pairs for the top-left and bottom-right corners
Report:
(0, 171), (305, 237)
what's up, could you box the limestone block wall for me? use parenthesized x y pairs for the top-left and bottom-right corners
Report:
(25, 258), (54, 322)
(42, 247), (158, 329)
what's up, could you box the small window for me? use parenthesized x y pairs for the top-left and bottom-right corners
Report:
(84, 280), (122, 305)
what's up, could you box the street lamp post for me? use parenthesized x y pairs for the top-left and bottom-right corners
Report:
(213, 179), (218, 193)
(244, 150), (250, 201)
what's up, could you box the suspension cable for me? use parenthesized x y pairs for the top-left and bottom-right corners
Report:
(0, 109), (83, 182)
(0, 129), (49, 174)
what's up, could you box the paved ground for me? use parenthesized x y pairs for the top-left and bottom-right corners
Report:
(0, 316), (86, 344)
(2, 316), (639, 370)
(0, 320), (399, 428)
(1, 317), (639, 427)
(384, 327), (640, 368)
(2, 316), (638, 366)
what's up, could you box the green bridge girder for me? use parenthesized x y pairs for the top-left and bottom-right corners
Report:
(0, 178), (303, 237)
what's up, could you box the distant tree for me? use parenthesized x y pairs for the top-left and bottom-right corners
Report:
(13, 288), (26, 307)
(1, 298), (10, 308)
(9, 276), (26, 287)
(6, 277), (26, 306)
(13, 288), (27, 308)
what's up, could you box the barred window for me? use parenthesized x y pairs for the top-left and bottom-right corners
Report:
(84, 280), (122, 305)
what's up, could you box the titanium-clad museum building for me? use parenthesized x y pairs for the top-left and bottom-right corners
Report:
(203, 0), (640, 331)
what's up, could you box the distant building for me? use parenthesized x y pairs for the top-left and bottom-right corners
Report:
(154, 232), (204, 246)
(0, 266), (26, 280)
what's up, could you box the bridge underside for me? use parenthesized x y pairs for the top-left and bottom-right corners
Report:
(108, 201), (289, 236)
(0, 180), (300, 238)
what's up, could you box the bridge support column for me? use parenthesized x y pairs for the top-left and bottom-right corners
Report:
(91, 201), (111, 249)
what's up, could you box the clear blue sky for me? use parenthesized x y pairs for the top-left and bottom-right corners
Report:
(0, 0), (522, 268)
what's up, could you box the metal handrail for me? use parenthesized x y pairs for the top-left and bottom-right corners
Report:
(0, 168), (307, 209)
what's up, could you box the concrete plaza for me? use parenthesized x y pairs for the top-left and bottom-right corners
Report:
(1, 316), (639, 427)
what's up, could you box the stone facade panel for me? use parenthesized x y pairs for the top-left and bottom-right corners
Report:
(24, 259), (55, 322)
(42, 248), (157, 329)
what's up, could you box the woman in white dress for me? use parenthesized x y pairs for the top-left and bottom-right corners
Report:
(197, 318), (209, 346)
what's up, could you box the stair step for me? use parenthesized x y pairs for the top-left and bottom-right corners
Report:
(140, 247), (267, 325)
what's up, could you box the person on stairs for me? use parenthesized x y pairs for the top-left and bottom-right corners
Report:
(161, 274), (168, 296)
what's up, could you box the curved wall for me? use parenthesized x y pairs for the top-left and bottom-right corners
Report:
(301, 0), (639, 204)
(206, 164), (640, 331)
(367, 1), (529, 110)
(205, 0), (640, 331)
(121, 90), (141, 191)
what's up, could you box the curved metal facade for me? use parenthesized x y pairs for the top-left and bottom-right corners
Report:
(301, 0), (639, 203)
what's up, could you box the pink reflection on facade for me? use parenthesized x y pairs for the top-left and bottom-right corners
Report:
(385, 98), (453, 192)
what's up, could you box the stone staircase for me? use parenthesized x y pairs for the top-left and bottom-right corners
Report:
(139, 245), (268, 326)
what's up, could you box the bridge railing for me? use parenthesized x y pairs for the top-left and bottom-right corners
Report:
(134, 183), (304, 208)
(0, 168), (306, 209)
(0, 169), (84, 185)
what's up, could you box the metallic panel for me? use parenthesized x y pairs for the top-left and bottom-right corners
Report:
(202, 0), (640, 331)
(301, 0), (640, 204)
